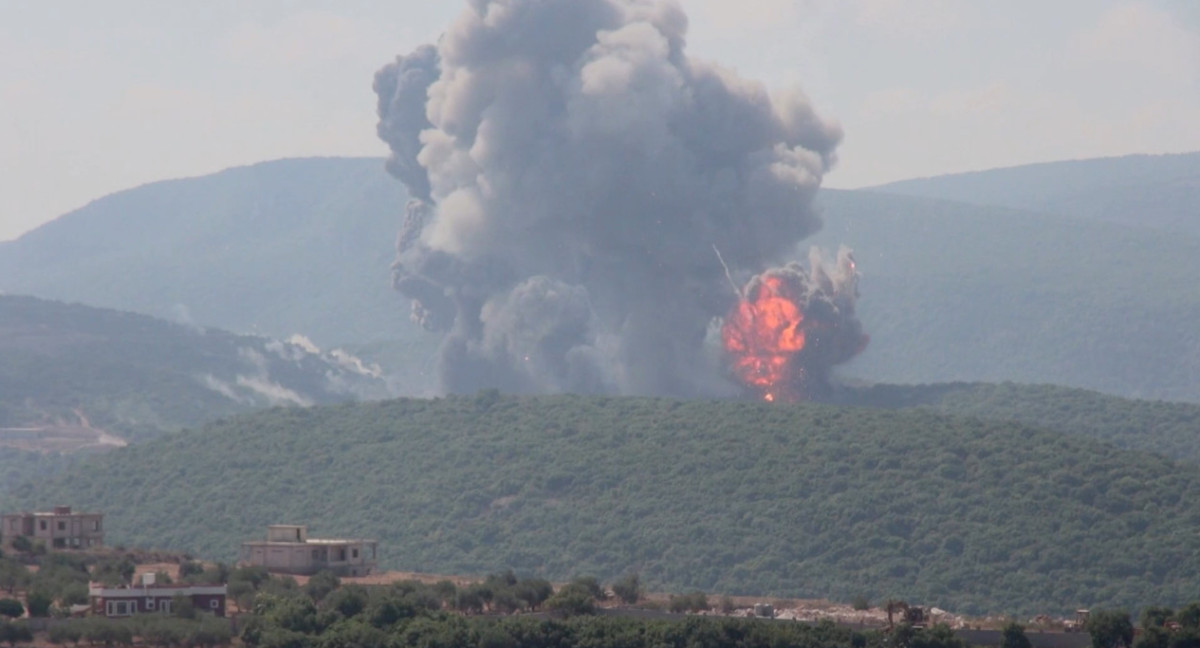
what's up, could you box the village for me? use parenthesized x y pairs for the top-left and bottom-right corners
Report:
(0, 506), (376, 625)
(0, 504), (1107, 648)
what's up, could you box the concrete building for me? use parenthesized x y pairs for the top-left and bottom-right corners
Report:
(239, 525), (377, 576)
(2, 505), (104, 550)
(89, 573), (226, 618)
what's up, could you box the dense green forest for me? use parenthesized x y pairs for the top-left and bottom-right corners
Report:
(845, 382), (1200, 463)
(12, 392), (1200, 616)
(236, 589), (897, 648)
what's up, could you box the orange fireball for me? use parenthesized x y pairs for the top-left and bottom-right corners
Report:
(721, 274), (806, 401)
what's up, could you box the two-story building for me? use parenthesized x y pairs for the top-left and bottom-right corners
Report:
(2, 505), (104, 550)
(239, 525), (377, 576)
(89, 573), (226, 617)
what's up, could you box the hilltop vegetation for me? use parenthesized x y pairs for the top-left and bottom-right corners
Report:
(0, 295), (387, 438)
(0, 157), (413, 348)
(870, 152), (1200, 235)
(845, 382), (1200, 463)
(812, 189), (1200, 402)
(14, 392), (1200, 616)
(0, 295), (393, 491)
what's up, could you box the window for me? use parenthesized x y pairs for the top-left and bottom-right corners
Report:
(57, 520), (66, 531)
(210, 599), (220, 609)
(146, 598), (156, 611)
(352, 548), (359, 559)
(106, 600), (132, 616)
(93, 520), (100, 531)
(159, 599), (172, 614)
(39, 520), (47, 531)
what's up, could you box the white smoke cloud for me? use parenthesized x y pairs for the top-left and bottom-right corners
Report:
(329, 348), (384, 378)
(234, 374), (313, 407)
(199, 374), (248, 404)
(287, 333), (322, 355)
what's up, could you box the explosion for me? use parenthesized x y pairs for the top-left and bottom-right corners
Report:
(722, 248), (869, 402)
(722, 275), (806, 402)
(374, 0), (858, 398)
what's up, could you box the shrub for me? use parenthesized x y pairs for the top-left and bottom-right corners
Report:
(24, 590), (52, 618)
(47, 619), (84, 646)
(0, 600), (21, 619)
(0, 620), (33, 647)
(668, 591), (708, 614)
(611, 573), (641, 605)
(1001, 622), (1032, 648)
(545, 585), (596, 617)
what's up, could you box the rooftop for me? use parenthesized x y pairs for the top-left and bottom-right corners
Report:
(243, 537), (374, 545)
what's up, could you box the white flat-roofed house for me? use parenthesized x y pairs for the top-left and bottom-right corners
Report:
(89, 573), (226, 617)
(239, 525), (377, 576)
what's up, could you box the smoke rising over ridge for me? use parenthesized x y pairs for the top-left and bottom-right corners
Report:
(374, 0), (857, 397)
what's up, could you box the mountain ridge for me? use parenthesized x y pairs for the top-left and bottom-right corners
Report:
(867, 151), (1200, 234)
(0, 157), (410, 347)
(4, 156), (1200, 402)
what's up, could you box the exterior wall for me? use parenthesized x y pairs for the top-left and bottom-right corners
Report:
(267, 525), (308, 543)
(241, 542), (316, 574)
(240, 538), (378, 576)
(1, 515), (33, 539)
(310, 540), (378, 576)
(88, 585), (227, 617)
(2, 508), (104, 550)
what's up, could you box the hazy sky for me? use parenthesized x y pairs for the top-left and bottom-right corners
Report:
(1, 0), (1197, 241)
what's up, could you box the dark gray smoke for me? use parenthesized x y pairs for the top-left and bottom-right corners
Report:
(374, 0), (846, 397)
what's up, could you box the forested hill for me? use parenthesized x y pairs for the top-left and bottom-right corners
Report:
(0, 294), (390, 434)
(846, 382), (1200, 463)
(810, 189), (1200, 403)
(14, 393), (1200, 616)
(868, 152), (1200, 235)
(0, 157), (411, 347)
(3, 156), (1200, 403)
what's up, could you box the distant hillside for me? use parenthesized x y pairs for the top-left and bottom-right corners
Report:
(0, 157), (415, 348)
(811, 189), (1200, 402)
(869, 152), (1200, 234)
(0, 294), (389, 455)
(845, 382), (1200, 463)
(4, 156), (1200, 403)
(15, 393), (1200, 616)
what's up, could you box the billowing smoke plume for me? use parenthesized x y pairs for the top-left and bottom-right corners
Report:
(374, 0), (860, 398)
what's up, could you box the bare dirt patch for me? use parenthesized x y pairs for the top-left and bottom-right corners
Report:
(0, 410), (126, 454)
